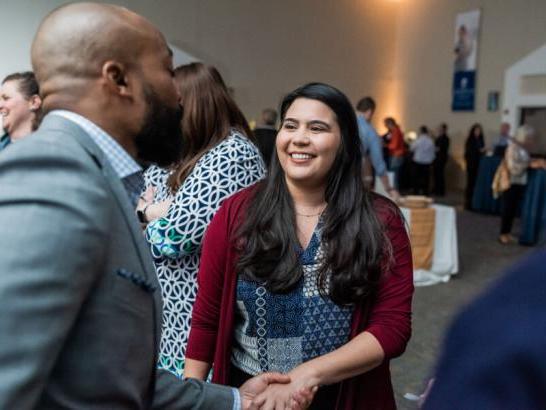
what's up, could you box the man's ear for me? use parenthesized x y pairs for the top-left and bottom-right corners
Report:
(102, 61), (132, 97)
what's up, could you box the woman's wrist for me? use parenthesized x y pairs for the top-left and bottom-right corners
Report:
(290, 362), (322, 387)
(145, 203), (158, 221)
(136, 201), (150, 224)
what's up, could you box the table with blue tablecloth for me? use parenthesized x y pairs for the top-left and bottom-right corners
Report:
(472, 155), (502, 214)
(519, 169), (546, 245)
(472, 156), (546, 245)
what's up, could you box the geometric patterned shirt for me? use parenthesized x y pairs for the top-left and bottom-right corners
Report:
(143, 130), (266, 377)
(232, 223), (353, 375)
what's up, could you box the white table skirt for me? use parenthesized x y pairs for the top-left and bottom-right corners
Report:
(400, 205), (459, 286)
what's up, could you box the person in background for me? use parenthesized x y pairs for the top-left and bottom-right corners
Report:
(432, 123), (450, 196)
(464, 123), (486, 210)
(184, 82), (414, 409)
(410, 125), (435, 195)
(492, 122), (511, 157)
(0, 71), (42, 151)
(384, 117), (405, 190)
(498, 125), (535, 245)
(423, 249), (546, 409)
(137, 62), (266, 379)
(253, 108), (278, 167)
(355, 96), (399, 200)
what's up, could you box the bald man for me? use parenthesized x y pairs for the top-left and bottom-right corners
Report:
(0, 3), (306, 409)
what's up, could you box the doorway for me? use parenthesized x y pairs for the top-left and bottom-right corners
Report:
(520, 106), (546, 155)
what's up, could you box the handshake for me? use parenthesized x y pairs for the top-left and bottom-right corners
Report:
(238, 369), (319, 410)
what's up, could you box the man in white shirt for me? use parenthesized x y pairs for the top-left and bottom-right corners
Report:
(410, 126), (436, 195)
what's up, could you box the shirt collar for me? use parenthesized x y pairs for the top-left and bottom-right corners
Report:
(48, 110), (142, 179)
(0, 133), (10, 149)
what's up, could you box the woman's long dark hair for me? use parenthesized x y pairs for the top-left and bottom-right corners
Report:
(236, 82), (393, 306)
(467, 123), (484, 140)
(465, 123), (485, 159)
(166, 63), (253, 192)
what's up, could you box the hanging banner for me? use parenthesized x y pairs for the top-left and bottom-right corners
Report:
(451, 9), (481, 111)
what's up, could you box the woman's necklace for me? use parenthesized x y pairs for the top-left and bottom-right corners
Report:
(294, 204), (327, 218)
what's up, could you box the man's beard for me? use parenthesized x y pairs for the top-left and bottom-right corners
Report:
(134, 85), (184, 168)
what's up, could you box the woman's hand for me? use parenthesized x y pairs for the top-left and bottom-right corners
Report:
(141, 185), (155, 203)
(239, 372), (290, 410)
(136, 185), (154, 212)
(289, 386), (318, 410)
(252, 366), (320, 409)
(251, 383), (294, 410)
(136, 186), (172, 223)
(251, 383), (317, 410)
(146, 198), (172, 221)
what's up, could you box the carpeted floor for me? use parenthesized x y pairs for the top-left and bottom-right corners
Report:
(390, 194), (536, 409)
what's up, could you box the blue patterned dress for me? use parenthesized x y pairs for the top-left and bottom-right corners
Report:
(143, 130), (265, 377)
(231, 223), (353, 375)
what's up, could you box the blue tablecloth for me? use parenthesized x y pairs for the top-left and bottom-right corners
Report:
(472, 157), (546, 245)
(472, 156), (502, 214)
(519, 169), (546, 245)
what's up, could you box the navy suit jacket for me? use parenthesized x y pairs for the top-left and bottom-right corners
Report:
(424, 250), (546, 410)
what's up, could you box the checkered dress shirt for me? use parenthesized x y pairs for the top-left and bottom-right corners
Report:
(49, 110), (143, 206)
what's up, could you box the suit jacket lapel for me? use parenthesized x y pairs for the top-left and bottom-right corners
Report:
(39, 116), (163, 346)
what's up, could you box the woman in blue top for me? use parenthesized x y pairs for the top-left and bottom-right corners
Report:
(137, 63), (265, 377)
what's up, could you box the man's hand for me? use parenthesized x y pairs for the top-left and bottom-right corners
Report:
(249, 383), (317, 410)
(239, 372), (290, 410)
(250, 365), (319, 410)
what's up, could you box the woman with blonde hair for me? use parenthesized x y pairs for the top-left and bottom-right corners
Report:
(498, 125), (534, 244)
(137, 63), (265, 377)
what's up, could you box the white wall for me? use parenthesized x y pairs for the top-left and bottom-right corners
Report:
(0, 0), (399, 126)
(392, 0), (546, 188)
(0, 1), (69, 77)
(2, 1), (545, 188)
(503, 45), (546, 131)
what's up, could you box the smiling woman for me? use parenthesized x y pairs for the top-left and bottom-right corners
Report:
(276, 98), (341, 196)
(0, 71), (42, 150)
(185, 82), (414, 410)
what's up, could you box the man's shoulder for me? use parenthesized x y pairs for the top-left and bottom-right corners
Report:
(357, 118), (379, 141)
(8, 115), (106, 168)
(0, 121), (110, 201)
(2, 126), (94, 172)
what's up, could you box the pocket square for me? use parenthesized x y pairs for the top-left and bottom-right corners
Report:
(116, 268), (157, 293)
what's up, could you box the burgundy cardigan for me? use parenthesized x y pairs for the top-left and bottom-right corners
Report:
(186, 187), (414, 410)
